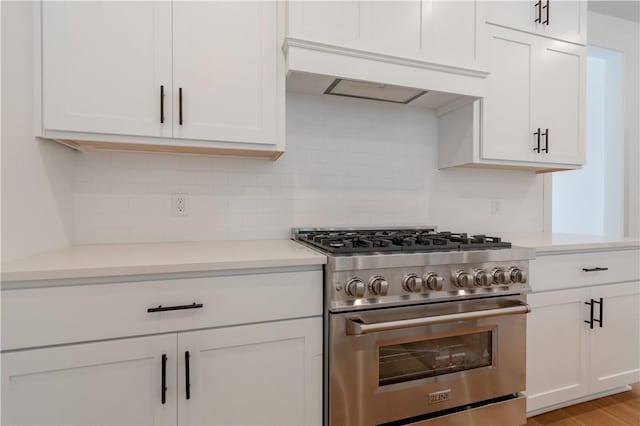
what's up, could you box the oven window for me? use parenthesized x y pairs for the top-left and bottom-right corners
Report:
(378, 331), (492, 386)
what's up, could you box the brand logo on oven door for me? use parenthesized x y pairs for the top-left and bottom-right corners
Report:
(428, 389), (451, 403)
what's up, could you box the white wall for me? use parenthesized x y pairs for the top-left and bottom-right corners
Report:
(1, 1), (75, 262)
(74, 92), (544, 244)
(587, 11), (640, 237)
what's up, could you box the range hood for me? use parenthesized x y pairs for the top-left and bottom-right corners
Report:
(287, 71), (477, 112)
(283, 38), (487, 112)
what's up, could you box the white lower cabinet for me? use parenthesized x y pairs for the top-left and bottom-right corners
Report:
(526, 288), (591, 412)
(2, 334), (177, 425)
(1, 318), (322, 426)
(589, 283), (640, 394)
(178, 318), (322, 426)
(526, 281), (640, 414)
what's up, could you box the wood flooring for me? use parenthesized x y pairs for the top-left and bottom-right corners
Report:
(526, 383), (640, 426)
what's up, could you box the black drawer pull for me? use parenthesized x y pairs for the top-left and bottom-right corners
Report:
(584, 299), (594, 329)
(534, 1), (542, 23)
(543, 0), (550, 25)
(179, 87), (183, 126)
(593, 297), (603, 328)
(533, 128), (541, 152)
(161, 353), (167, 404)
(582, 267), (609, 272)
(160, 85), (165, 124)
(147, 302), (203, 313)
(185, 351), (191, 400)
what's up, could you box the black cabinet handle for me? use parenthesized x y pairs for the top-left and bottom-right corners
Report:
(593, 298), (603, 328)
(147, 302), (204, 313)
(179, 87), (183, 126)
(585, 299), (595, 329)
(541, 128), (549, 153)
(534, 1), (542, 23)
(533, 128), (541, 152)
(160, 85), (165, 124)
(582, 267), (609, 272)
(161, 354), (167, 404)
(185, 351), (191, 400)
(543, 0), (550, 25)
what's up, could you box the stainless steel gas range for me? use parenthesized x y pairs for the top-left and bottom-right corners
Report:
(292, 227), (535, 426)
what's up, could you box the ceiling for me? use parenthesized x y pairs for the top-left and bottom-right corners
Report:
(588, 0), (640, 23)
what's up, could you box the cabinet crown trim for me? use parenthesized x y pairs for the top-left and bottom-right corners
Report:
(283, 38), (490, 79)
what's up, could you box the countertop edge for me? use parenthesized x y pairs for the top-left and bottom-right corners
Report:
(1, 257), (327, 284)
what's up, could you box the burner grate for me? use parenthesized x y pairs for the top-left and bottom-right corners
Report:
(295, 228), (511, 255)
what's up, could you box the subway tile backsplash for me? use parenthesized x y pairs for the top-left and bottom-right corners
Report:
(73, 93), (544, 244)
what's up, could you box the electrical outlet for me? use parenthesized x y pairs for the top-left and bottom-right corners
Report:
(172, 193), (188, 216)
(490, 199), (502, 215)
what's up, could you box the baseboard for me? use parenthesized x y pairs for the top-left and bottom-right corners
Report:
(526, 385), (632, 417)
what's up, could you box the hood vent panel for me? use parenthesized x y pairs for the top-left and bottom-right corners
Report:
(324, 78), (427, 104)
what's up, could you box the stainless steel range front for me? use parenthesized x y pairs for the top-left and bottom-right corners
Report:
(292, 227), (535, 426)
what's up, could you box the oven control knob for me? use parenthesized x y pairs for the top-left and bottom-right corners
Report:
(455, 271), (475, 289)
(492, 268), (509, 285)
(509, 267), (527, 284)
(402, 274), (424, 293)
(345, 278), (366, 298)
(368, 276), (389, 296)
(474, 270), (492, 287)
(424, 273), (444, 291)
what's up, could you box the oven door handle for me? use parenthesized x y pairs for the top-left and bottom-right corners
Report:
(346, 304), (531, 335)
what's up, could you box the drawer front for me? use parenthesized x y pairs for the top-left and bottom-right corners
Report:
(1, 270), (322, 351)
(531, 249), (639, 292)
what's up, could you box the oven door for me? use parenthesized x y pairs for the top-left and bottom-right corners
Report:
(329, 296), (529, 426)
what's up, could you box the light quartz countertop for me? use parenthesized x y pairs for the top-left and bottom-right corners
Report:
(496, 232), (640, 254)
(1, 240), (327, 283)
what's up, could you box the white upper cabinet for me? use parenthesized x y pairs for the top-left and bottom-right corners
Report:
(481, 28), (536, 162)
(172, 1), (277, 145)
(38, 1), (284, 159)
(285, 0), (488, 101)
(423, 1), (481, 67)
(532, 40), (585, 165)
(439, 25), (585, 172)
(42, 1), (172, 137)
(486, 0), (587, 45)
(287, 0), (483, 69)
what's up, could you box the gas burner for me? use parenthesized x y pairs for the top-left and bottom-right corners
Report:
(295, 228), (511, 255)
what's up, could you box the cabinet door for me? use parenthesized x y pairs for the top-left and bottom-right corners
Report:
(286, 1), (360, 46)
(526, 288), (591, 413)
(536, 0), (587, 45)
(178, 318), (322, 426)
(481, 27), (536, 162)
(589, 282), (640, 394)
(486, 1), (534, 35)
(486, 0), (586, 45)
(360, 1), (422, 56)
(172, 1), (277, 145)
(1, 335), (176, 425)
(42, 1), (172, 137)
(422, 0), (479, 67)
(532, 39), (585, 165)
